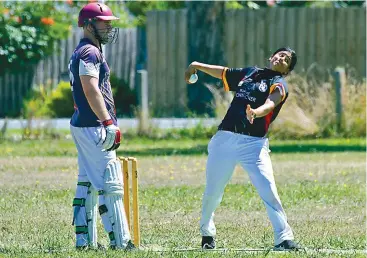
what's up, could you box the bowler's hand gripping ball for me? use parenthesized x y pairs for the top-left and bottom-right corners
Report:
(189, 73), (198, 84)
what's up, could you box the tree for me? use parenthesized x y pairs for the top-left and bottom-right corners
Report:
(124, 1), (184, 26)
(186, 1), (226, 116)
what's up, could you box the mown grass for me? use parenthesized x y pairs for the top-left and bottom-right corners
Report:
(0, 139), (365, 257)
(0, 137), (365, 157)
(0, 181), (364, 257)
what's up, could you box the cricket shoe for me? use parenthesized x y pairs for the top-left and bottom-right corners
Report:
(201, 236), (216, 250)
(76, 242), (106, 251)
(273, 240), (301, 251)
(110, 240), (137, 251)
(124, 240), (137, 251)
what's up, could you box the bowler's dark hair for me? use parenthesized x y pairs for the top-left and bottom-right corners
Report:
(271, 47), (297, 72)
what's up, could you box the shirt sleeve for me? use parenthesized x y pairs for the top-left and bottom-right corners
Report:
(269, 76), (288, 102)
(221, 67), (249, 92)
(78, 46), (102, 79)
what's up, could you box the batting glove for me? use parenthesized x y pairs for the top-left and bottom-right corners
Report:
(102, 119), (121, 151)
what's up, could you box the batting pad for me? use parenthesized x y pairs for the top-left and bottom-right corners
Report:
(73, 182), (98, 248)
(85, 184), (98, 247)
(98, 159), (131, 248)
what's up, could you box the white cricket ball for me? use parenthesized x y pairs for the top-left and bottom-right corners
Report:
(189, 73), (198, 84)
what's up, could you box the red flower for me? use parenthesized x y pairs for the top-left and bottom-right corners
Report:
(41, 17), (55, 26)
(11, 16), (21, 23)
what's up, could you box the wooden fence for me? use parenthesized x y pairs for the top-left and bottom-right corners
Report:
(146, 7), (366, 116)
(147, 10), (188, 117)
(0, 27), (139, 116)
(225, 7), (366, 75)
(1, 7), (366, 117)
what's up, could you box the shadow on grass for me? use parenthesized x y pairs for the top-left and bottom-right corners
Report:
(118, 143), (366, 156)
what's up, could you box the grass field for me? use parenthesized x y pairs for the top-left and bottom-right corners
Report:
(0, 138), (365, 257)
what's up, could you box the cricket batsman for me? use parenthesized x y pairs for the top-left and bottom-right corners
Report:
(68, 2), (134, 250)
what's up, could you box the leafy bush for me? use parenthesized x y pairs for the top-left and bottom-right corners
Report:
(23, 81), (74, 119)
(22, 84), (51, 119)
(45, 81), (74, 118)
(0, 2), (71, 75)
(21, 84), (55, 139)
(110, 73), (137, 117)
(23, 73), (137, 119)
(124, 1), (185, 26)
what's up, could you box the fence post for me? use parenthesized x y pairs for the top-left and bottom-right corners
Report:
(333, 67), (345, 134)
(137, 70), (149, 133)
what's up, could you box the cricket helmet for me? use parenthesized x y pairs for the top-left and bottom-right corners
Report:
(78, 3), (119, 28)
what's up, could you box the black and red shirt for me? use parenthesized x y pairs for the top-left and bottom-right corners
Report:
(218, 66), (288, 137)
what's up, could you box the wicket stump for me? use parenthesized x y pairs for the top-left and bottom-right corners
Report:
(119, 156), (140, 247)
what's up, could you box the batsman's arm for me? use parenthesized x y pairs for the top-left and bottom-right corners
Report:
(80, 75), (111, 121)
(188, 61), (225, 79)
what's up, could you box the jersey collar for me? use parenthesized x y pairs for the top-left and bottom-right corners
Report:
(256, 67), (283, 76)
(80, 38), (99, 48)
(263, 67), (283, 76)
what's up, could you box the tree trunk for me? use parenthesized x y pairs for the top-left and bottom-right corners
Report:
(186, 1), (226, 116)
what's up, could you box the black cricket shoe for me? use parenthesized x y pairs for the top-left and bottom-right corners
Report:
(109, 240), (136, 251)
(76, 242), (106, 251)
(273, 240), (301, 251)
(124, 240), (137, 251)
(201, 236), (216, 249)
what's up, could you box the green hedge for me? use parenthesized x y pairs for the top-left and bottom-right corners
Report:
(23, 73), (137, 119)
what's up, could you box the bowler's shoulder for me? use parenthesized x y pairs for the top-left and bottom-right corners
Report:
(271, 75), (287, 85)
(271, 76), (289, 93)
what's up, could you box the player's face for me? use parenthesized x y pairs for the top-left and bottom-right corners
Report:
(94, 21), (112, 37)
(269, 51), (292, 75)
(92, 20), (117, 44)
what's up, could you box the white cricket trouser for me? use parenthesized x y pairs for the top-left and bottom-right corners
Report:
(200, 130), (294, 245)
(70, 125), (115, 190)
(70, 125), (131, 248)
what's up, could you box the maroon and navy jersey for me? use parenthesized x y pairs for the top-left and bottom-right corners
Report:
(69, 38), (117, 127)
(218, 66), (288, 137)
